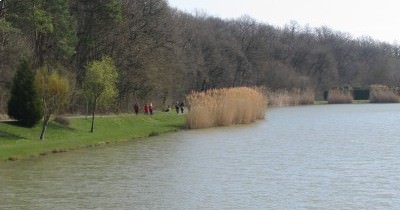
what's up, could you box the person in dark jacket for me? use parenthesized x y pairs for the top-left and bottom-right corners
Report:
(175, 101), (180, 114)
(179, 101), (185, 114)
(133, 102), (139, 115)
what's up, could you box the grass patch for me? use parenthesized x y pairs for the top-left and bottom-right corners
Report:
(0, 112), (185, 161)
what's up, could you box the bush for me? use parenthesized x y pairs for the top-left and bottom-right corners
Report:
(7, 59), (42, 127)
(53, 116), (70, 126)
(149, 131), (160, 137)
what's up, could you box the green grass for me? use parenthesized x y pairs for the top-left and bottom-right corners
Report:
(0, 112), (185, 161)
(314, 100), (328, 105)
(314, 100), (370, 105)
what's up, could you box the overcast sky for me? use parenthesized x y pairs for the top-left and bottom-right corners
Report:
(167, 0), (400, 43)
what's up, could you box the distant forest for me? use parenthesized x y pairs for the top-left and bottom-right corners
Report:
(1, 0), (400, 112)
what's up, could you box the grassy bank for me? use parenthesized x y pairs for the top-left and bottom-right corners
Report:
(0, 112), (185, 161)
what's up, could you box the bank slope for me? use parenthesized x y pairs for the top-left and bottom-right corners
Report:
(0, 112), (185, 161)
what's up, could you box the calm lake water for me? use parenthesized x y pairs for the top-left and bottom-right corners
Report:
(1, 104), (400, 209)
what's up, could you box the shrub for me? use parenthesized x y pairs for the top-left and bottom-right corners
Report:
(369, 85), (400, 103)
(186, 87), (267, 129)
(53, 116), (70, 126)
(149, 131), (160, 137)
(327, 87), (353, 104)
(36, 67), (70, 140)
(7, 59), (42, 127)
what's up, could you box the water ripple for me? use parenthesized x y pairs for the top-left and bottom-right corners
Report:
(1, 104), (400, 209)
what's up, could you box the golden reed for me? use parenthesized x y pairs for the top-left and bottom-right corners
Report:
(327, 87), (353, 104)
(369, 85), (400, 103)
(0, 113), (9, 121)
(186, 87), (267, 129)
(266, 88), (315, 107)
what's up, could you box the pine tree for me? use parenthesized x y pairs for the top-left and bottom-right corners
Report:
(6, 0), (76, 67)
(7, 59), (43, 127)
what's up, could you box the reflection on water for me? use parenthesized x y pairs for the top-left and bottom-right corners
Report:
(1, 104), (400, 209)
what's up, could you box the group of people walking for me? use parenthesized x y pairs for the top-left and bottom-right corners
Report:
(133, 102), (153, 115)
(133, 101), (185, 115)
(175, 101), (185, 114)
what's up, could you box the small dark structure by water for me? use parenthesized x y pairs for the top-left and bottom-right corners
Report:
(323, 87), (369, 101)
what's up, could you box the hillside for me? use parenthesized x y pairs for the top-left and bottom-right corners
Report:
(1, 0), (400, 113)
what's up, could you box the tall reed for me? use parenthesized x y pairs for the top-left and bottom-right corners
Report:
(327, 87), (353, 104)
(369, 85), (400, 103)
(266, 88), (315, 107)
(186, 87), (267, 129)
(0, 113), (9, 120)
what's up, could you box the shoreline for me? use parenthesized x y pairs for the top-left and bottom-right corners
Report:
(0, 112), (186, 162)
(0, 100), (386, 162)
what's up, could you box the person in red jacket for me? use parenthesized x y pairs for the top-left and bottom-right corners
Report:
(144, 103), (149, 115)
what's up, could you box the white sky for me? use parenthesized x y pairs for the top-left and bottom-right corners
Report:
(167, 0), (400, 43)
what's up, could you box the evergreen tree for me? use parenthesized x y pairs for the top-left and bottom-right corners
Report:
(7, 59), (43, 127)
(6, 0), (76, 67)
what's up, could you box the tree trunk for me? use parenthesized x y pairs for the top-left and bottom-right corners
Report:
(85, 99), (89, 120)
(40, 115), (50, 140)
(90, 110), (95, 133)
(0, 0), (6, 19)
(90, 102), (96, 133)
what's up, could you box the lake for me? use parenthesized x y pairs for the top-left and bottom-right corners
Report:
(1, 104), (400, 209)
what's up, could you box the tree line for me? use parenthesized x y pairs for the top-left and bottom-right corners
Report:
(2, 0), (400, 115)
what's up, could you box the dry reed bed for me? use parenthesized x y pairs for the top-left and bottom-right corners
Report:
(0, 113), (9, 121)
(266, 88), (315, 107)
(186, 87), (267, 129)
(369, 85), (400, 103)
(327, 88), (353, 104)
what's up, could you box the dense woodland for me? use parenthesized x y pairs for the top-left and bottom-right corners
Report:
(1, 0), (400, 113)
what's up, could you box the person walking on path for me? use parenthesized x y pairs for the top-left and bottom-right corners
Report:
(149, 102), (153, 115)
(175, 101), (180, 114)
(144, 103), (149, 115)
(179, 101), (185, 114)
(133, 102), (139, 115)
